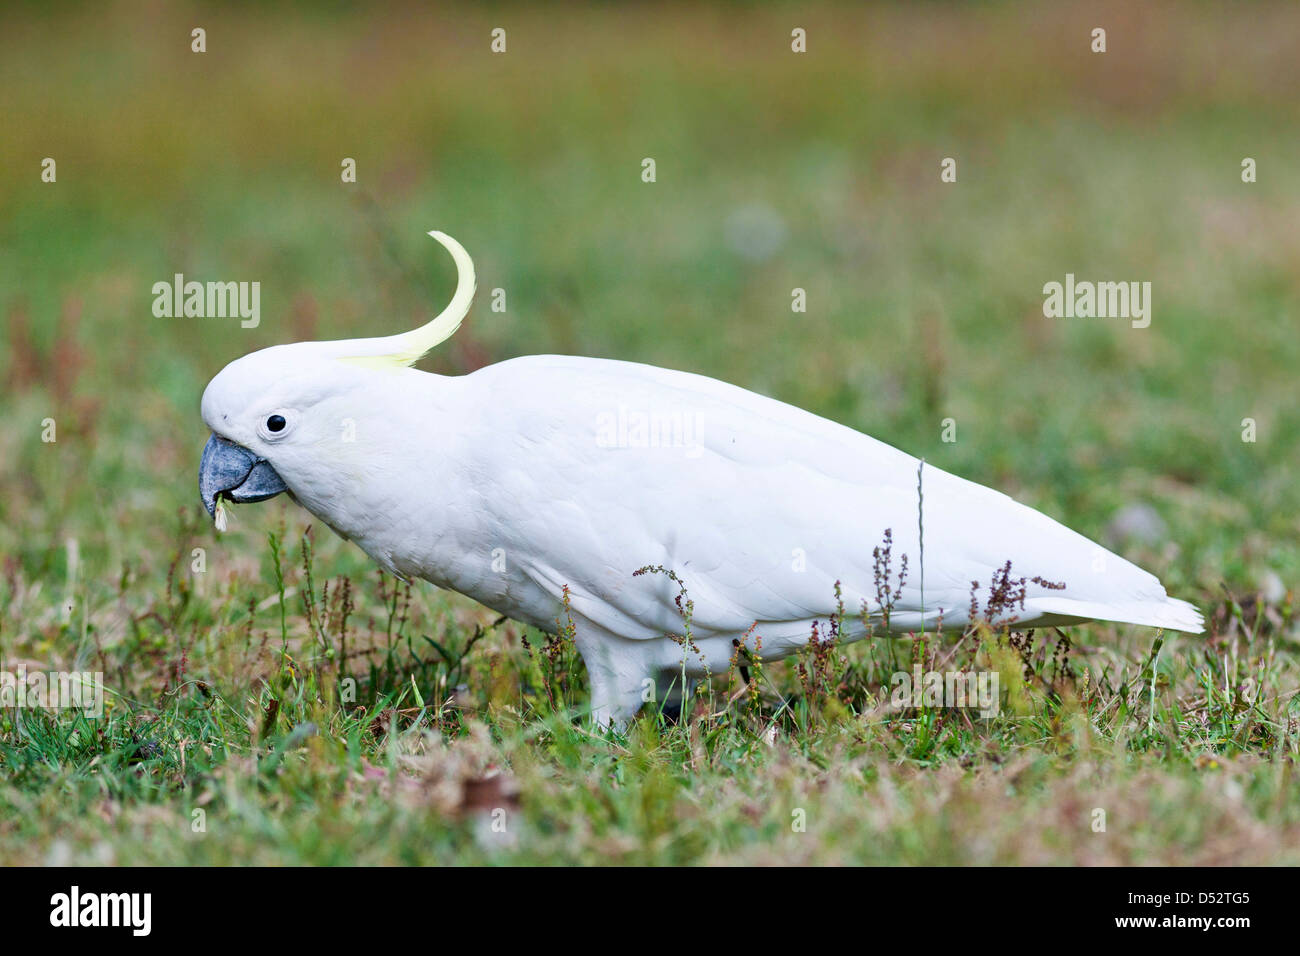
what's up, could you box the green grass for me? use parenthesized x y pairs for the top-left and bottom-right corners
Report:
(1, 1), (1298, 865)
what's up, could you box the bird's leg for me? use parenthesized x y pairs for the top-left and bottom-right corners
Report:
(573, 626), (656, 730)
(586, 669), (652, 729)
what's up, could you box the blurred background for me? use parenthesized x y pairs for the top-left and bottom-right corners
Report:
(2, 0), (1298, 604)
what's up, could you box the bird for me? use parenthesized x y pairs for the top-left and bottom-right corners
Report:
(199, 230), (1203, 726)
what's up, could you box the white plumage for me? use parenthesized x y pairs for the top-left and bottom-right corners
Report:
(199, 232), (1202, 724)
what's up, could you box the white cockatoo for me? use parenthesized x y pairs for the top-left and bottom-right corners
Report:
(199, 231), (1202, 724)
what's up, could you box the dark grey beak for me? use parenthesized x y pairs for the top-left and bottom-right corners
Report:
(199, 433), (288, 519)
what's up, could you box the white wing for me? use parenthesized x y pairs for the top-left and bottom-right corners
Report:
(449, 355), (1202, 641)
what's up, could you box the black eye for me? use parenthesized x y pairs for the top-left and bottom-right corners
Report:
(266, 415), (287, 433)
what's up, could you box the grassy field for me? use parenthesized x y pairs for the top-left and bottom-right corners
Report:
(1, 1), (1298, 865)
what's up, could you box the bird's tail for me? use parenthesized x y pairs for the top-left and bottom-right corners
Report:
(1028, 595), (1204, 634)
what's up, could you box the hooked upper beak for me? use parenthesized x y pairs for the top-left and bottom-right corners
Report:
(199, 433), (288, 519)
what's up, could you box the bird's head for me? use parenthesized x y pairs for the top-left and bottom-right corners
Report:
(197, 230), (476, 528)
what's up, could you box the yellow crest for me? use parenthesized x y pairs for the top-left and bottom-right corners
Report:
(337, 230), (477, 369)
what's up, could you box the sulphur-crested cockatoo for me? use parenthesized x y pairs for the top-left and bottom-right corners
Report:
(199, 231), (1202, 724)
